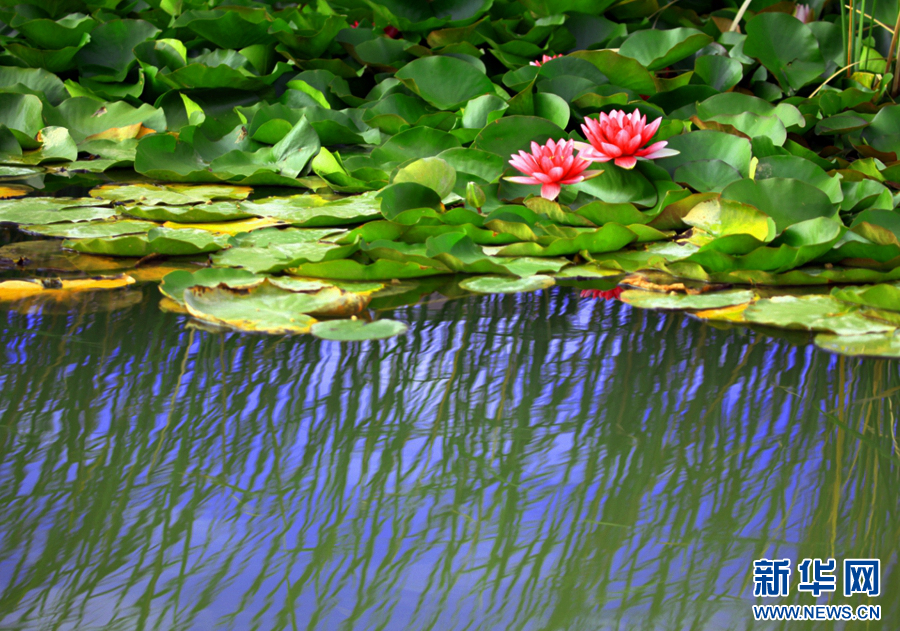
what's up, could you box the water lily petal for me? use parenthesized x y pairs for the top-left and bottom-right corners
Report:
(541, 183), (561, 200)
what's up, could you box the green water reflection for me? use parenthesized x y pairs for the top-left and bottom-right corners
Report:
(0, 286), (897, 630)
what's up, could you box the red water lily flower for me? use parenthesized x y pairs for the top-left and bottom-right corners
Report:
(580, 287), (624, 301)
(506, 139), (601, 201)
(575, 109), (679, 170)
(383, 25), (401, 38)
(530, 54), (563, 67)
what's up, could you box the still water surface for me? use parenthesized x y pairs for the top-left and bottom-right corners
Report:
(0, 284), (897, 630)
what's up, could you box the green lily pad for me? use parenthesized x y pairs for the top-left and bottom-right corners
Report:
(90, 183), (252, 205)
(0, 204), (116, 225)
(183, 281), (369, 334)
(159, 267), (265, 304)
(123, 202), (253, 223)
(744, 295), (895, 335)
(65, 227), (233, 257)
(27, 219), (158, 239)
(814, 332), (900, 358)
(394, 56), (495, 111)
(211, 240), (357, 273)
(240, 193), (382, 226)
(310, 319), (408, 341)
(620, 289), (755, 310)
(832, 284), (900, 313)
(459, 275), (555, 295)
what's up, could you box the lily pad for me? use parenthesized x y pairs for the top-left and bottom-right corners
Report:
(814, 332), (900, 358)
(90, 183), (252, 205)
(123, 202), (253, 223)
(744, 295), (896, 335)
(620, 289), (755, 310)
(0, 205), (117, 225)
(459, 275), (555, 294)
(27, 219), (158, 239)
(159, 268), (265, 304)
(310, 319), (409, 341)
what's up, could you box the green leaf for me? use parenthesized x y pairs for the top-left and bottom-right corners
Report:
(861, 105), (900, 155)
(159, 267), (264, 304)
(694, 55), (743, 92)
(832, 284), (900, 313)
(76, 19), (160, 81)
(569, 49), (656, 94)
(620, 289), (755, 310)
(90, 183), (252, 205)
(657, 130), (752, 178)
(371, 126), (461, 167)
(720, 178), (837, 234)
(183, 282), (336, 334)
(683, 198), (776, 241)
(174, 8), (273, 50)
(27, 219), (158, 239)
(123, 203), (252, 223)
(241, 192), (383, 227)
(814, 332), (900, 358)
(472, 116), (566, 160)
(0, 204), (115, 225)
(745, 295), (895, 335)
(618, 28), (713, 71)
(743, 13), (826, 93)
(392, 157), (456, 199)
(459, 274), (555, 294)
(394, 56), (495, 111)
(310, 319), (408, 341)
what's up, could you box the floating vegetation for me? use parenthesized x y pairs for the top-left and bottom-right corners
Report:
(0, 1), (897, 351)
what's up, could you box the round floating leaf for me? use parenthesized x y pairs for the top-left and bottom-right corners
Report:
(744, 295), (895, 335)
(310, 319), (408, 341)
(394, 56), (495, 111)
(657, 131), (752, 178)
(472, 116), (566, 160)
(754, 156), (842, 205)
(184, 283), (319, 334)
(161, 217), (287, 235)
(815, 332), (900, 358)
(392, 157), (456, 199)
(147, 227), (234, 255)
(620, 289), (755, 310)
(90, 183), (252, 205)
(673, 160), (743, 193)
(241, 193), (382, 227)
(861, 105), (900, 155)
(124, 202), (253, 222)
(683, 198), (776, 241)
(743, 13), (825, 93)
(370, 126), (461, 166)
(159, 268), (265, 304)
(832, 284), (900, 313)
(694, 55), (743, 92)
(0, 205), (116, 225)
(64, 234), (151, 257)
(720, 178), (837, 234)
(27, 219), (158, 239)
(618, 27), (713, 71)
(459, 275), (555, 294)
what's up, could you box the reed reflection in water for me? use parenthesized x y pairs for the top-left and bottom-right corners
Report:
(0, 285), (897, 630)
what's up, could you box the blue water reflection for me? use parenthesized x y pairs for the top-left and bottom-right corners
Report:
(0, 286), (897, 630)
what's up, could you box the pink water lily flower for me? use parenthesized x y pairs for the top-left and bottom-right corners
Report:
(506, 139), (601, 201)
(530, 54), (563, 67)
(575, 109), (679, 170)
(793, 4), (814, 23)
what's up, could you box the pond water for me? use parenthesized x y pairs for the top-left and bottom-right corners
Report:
(0, 282), (897, 630)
